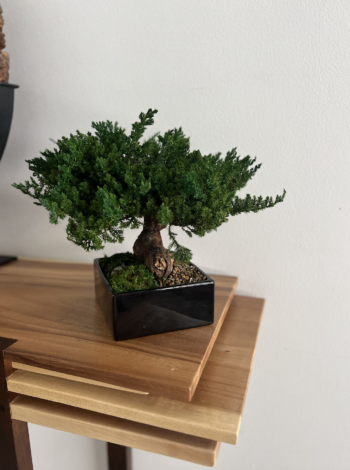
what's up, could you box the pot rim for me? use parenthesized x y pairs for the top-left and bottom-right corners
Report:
(0, 82), (19, 88)
(94, 257), (214, 297)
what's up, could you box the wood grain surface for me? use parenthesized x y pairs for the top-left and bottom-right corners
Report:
(12, 363), (148, 395)
(0, 259), (237, 401)
(11, 396), (220, 467)
(8, 296), (264, 444)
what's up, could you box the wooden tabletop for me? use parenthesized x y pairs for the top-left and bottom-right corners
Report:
(0, 259), (237, 402)
(8, 294), (264, 445)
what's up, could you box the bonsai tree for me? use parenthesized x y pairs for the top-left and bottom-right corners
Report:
(13, 109), (285, 279)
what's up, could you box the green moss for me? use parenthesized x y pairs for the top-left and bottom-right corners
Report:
(99, 252), (157, 294)
(99, 252), (136, 274)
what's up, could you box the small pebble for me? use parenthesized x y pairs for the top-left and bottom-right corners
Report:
(111, 266), (123, 275)
(157, 262), (207, 288)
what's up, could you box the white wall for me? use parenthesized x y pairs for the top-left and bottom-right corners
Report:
(1, 1), (350, 469)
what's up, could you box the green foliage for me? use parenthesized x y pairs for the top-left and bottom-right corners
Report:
(168, 226), (192, 264)
(13, 109), (286, 259)
(99, 252), (157, 293)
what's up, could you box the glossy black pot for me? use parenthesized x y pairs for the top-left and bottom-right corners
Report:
(0, 82), (19, 162)
(94, 258), (215, 341)
(0, 83), (19, 266)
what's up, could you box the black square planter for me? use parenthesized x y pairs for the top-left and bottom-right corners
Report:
(94, 258), (215, 341)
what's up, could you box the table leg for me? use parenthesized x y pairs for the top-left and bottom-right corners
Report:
(0, 337), (34, 470)
(108, 443), (130, 470)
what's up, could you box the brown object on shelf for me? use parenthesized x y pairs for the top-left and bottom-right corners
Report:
(8, 295), (264, 445)
(11, 396), (220, 467)
(0, 259), (237, 402)
(0, 5), (5, 48)
(0, 4), (9, 83)
(0, 51), (9, 82)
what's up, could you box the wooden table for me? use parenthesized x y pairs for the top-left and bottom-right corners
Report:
(0, 259), (264, 469)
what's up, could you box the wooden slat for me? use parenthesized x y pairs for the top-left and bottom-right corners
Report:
(8, 296), (264, 445)
(11, 396), (220, 467)
(0, 259), (237, 401)
(12, 363), (148, 395)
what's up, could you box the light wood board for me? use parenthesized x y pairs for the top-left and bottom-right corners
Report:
(12, 363), (148, 395)
(0, 259), (237, 401)
(11, 396), (220, 467)
(8, 295), (264, 445)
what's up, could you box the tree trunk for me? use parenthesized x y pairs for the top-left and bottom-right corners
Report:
(133, 216), (173, 279)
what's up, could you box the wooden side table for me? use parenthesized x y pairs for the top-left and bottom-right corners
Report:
(0, 259), (264, 469)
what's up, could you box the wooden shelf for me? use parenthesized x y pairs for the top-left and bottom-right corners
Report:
(11, 362), (149, 395)
(11, 396), (220, 467)
(1, 259), (264, 467)
(8, 295), (264, 445)
(0, 259), (237, 402)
